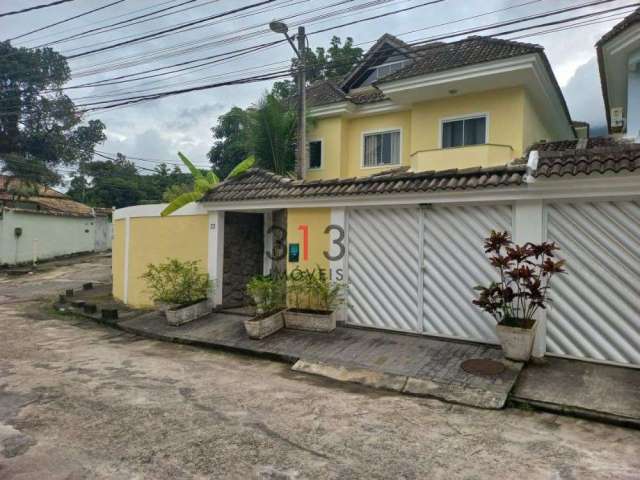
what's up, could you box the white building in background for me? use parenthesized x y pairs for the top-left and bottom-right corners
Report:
(597, 7), (640, 140)
(0, 175), (112, 266)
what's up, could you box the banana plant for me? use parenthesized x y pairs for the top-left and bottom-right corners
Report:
(161, 152), (254, 216)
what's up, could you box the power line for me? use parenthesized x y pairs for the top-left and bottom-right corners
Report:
(33, 0), (212, 48)
(8, 0), (127, 41)
(0, 0), (77, 18)
(65, 0), (278, 59)
(12, 0), (179, 45)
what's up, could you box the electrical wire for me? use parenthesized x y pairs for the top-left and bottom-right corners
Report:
(8, 0), (127, 41)
(0, 0), (77, 18)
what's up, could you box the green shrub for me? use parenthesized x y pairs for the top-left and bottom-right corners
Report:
(287, 267), (346, 312)
(141, 258), (211, 305)
(246, 274), (286, 314)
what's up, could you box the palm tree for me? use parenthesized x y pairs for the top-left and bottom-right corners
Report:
(250, 93), (296, 175)
(160, 152), (254, 216)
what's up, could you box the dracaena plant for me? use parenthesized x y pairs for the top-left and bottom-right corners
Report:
(473, 230), (566, 328)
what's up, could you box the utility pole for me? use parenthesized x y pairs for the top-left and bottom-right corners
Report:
(269, 20), (307, 179)
(296, 26), (306, 180)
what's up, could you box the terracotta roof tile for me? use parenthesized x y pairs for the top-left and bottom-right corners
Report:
(535, 144), (640, 178)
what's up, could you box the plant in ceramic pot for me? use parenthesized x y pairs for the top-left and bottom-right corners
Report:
(244, 274), (287, 339)
(473, 230), (566, 361)
(141, 258), (213, 326)
(284, 267), (346, 333)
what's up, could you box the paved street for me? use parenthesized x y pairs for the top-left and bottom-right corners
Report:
(1, 257), (639, 479)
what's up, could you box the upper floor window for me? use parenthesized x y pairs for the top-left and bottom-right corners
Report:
(359, 59), (411, 87)
(442, 115), (487, 148)
(308, 140), (322, 169)
(363, 130), (401, 167)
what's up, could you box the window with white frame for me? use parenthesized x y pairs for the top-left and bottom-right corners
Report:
(308, 140), (322, 169)
(442, 115), (487, 148)
(363, 130), (401, 167)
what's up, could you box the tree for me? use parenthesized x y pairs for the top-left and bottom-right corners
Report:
(0, 41), (106, 186)
(207, 107), (251, 178)
(249, 93), (296, 175)
(161, 152), (254, 216)
(207, 36), (361, 176)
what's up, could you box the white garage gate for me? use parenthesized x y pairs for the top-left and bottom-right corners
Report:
(346, 204), (512, 343)
(546, 200), (640, 366)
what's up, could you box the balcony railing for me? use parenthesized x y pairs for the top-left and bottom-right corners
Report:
(410, 144), (514, 172)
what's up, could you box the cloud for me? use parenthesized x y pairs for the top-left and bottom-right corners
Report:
(164, 102), (226, 130)
(561, 57), (608, 135)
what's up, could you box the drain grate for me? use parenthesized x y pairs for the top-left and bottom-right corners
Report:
(461, 358), (505, 376)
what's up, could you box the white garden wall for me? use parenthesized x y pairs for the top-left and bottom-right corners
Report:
(0, 209), (97, 265)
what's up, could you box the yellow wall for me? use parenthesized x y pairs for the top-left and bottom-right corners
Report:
(306, 87), (563, 179)
(112, 214), (209, 308)
(344, 111), (413, 177)
(286, 208), (331, 274)
(522, 91), (555, 151)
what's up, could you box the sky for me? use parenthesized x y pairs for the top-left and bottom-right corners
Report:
(0, 0), (635, 174)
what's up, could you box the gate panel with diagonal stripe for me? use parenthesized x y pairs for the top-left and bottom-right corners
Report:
(346, 206), (421, 332)
(546, 200), (640, 366)
(421, 204), (512, 343)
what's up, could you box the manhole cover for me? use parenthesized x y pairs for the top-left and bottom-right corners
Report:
(461, 359), (505, 376)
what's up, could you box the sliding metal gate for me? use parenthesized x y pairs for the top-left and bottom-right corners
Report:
(347, 206), (421, 332)
(347, 204), (511, 341)
(421, 204), (512, 343)
(546, 200), (640, 366)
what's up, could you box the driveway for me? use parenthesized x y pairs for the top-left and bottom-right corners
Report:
(1, 257), (639, 479)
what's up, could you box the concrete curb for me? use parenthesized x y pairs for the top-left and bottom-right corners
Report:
(55, 303), (640, 428)
(509, 397), (640, 431)
(292, 359), (509, 410)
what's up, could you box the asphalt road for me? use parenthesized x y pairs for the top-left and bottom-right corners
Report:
(1, 255), (639, 479)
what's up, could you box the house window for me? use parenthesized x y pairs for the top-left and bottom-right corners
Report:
(308, 140), (322, 169)
(363, 130), (401, 167)
(360, 59), (411, 87)
(442, 116), (487, 148)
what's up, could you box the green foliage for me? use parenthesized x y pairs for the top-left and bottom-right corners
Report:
(207, 36), (361, 177)
(66, 156), (192, 208)
(207, 107), (251, 177)
(292, 36), (363, 84)
(141, 258), (211, 305)
(246, 274), (287, 314)
(249, 93), (296, 175)
(287, 268), (347, 312)
(162, 183), (192, 202)
(161, 152), (254, 216)
(0, 41), (106, 186)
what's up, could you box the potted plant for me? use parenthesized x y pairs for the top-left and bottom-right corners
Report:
(244, 274), (286, 339)
(141, 258), (213, 326)
(284, 268), (346, 333)
(473, 231), (566, 361)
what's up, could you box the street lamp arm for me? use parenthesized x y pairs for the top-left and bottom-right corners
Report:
(284, 32), (301, 59)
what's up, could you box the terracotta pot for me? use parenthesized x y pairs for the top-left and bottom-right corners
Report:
(284, 309), (336, 333)
(495, 319), (538, 362)
(244, 310), (284, 339)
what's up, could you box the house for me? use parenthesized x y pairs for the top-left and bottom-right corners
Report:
(0, 175), (112, 265)
(597, 7), (640, 138)
(113, 20), (640, 368)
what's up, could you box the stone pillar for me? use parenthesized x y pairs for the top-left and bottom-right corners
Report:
(513, 199), (546, 358)
(208, 211), (225, 306)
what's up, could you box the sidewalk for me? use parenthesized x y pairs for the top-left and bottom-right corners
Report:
(117, 310), (523, 409)
(512, 357), (640, 429)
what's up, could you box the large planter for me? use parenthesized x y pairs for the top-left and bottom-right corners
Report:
(496, 319), (538, 362)
(284, 309), (336, 333)
(244, 310), (284, 339)
(163, 298), (213, 326)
